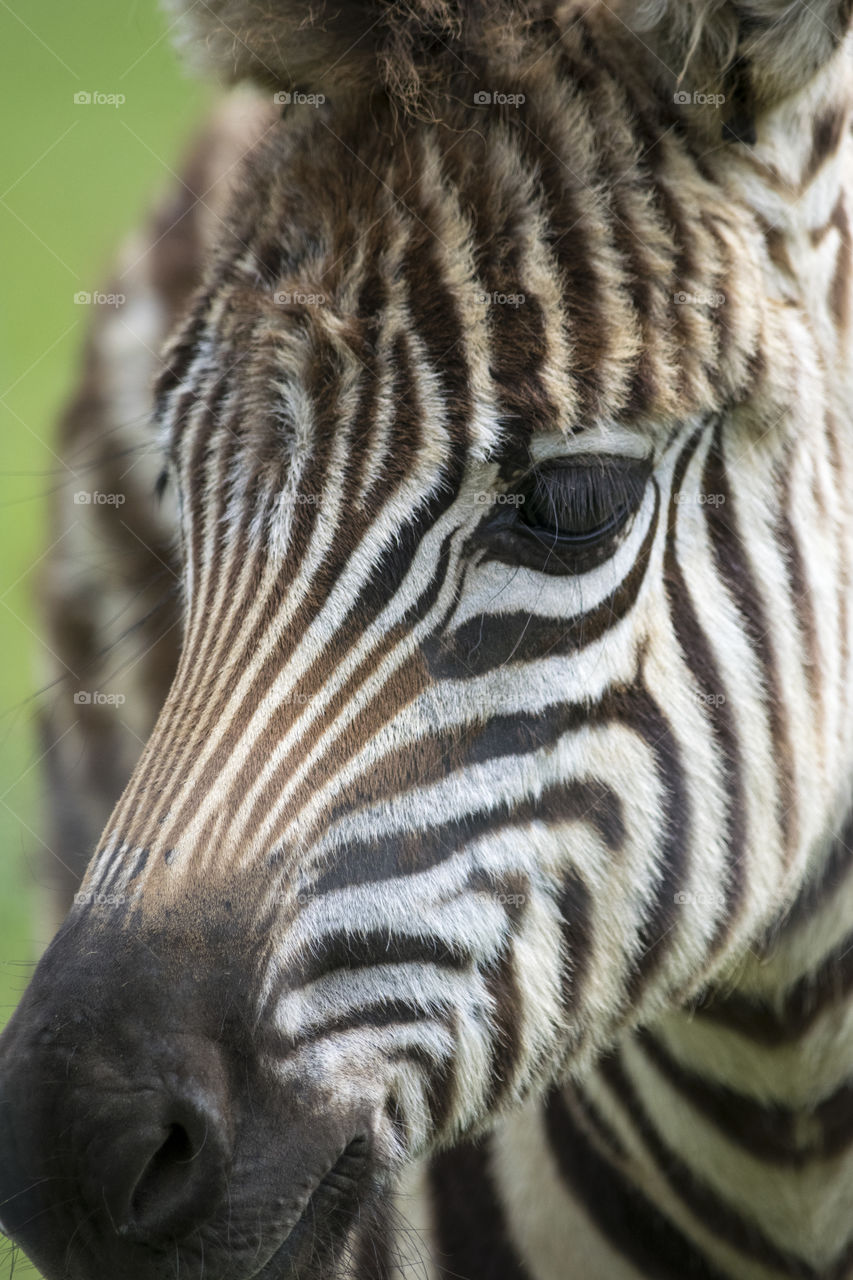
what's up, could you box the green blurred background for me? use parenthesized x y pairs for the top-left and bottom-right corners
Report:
(0, 4), (210, 1272)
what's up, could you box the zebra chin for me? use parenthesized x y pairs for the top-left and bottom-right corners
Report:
(0, 912), (393, 1280)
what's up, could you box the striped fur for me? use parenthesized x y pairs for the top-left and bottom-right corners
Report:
(29, 1), (853, 1276)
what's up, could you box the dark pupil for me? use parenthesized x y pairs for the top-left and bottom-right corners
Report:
(520, 459), (647, 543)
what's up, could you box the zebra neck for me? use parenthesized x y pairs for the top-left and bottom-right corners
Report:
(389, 826), (853, 1279)
(551, 827), (853, 1279)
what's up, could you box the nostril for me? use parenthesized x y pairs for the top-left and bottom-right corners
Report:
(129, 1121), (197, 1224)
(109, 1094), (230, 1244)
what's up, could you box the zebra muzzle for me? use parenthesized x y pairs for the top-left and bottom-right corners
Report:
(0, 915), (380, 1280)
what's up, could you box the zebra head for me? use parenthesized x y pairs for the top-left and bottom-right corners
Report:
(3, 2), (853, 1277)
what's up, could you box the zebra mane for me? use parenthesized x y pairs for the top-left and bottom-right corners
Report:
(167, 0), (852, 123)
(165, 0), (536, 113)
(628, 0), (852, 112)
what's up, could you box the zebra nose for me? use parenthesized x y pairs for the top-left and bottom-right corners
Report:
(95, 1081), (232, 1242)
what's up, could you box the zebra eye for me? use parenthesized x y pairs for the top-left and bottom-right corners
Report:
(517, 456), (649, 548)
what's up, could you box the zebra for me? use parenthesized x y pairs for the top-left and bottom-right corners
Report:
(2, 0), (853, 1276)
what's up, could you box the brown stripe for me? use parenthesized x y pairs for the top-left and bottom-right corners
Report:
(149, 329), (444, 850)
(512, 49), (611, 420)
(118, 320), (344, 836)
(761, 216), (796, 272)
(397, 135), (472, 450)
(235, 528), (458, 846)
(699, 210), (740, 379)
(441, 130), (557, 432)
(802, 106), (848, 189)
(138, 396), (282, 805)
(481, 941), (525, 1111)
(555, 30), (649, 416)
(609, 59), (708, 405)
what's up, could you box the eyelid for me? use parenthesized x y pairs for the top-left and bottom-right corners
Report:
(526, 430), (653, 465)
(523, 453), (652, 486)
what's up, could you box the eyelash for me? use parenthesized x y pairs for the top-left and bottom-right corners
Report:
(471, 453), (652, 578)
(517, 456), (650, 545)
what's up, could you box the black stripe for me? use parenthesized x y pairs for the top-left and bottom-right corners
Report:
(482, 942), (524, 1112)
(694, 929), (853, 1046)
(556, 866), (594, 1014)
(637, 1028), (853, 1167)
(314, 776), (624, 895)
(544, 1084), (731, 1280)
(616, 682), (691, 1005)
(429, 1138), (530, 1279)
(703, 419), (798, 862)
(271, 998), (449, 1056)
(597, 1052), (820, 1276)
(386, 1043), (457, 1137)
(428, 480), (659, 678)
(664, 424), (747, 958)
(772, 812), (853, 938)
(287, 930), (471, 988)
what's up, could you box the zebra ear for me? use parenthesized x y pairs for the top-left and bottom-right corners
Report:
(620, 0), (853, 140)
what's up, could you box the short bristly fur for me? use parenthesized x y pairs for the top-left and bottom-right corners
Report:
(2, 2), (853, 1278)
